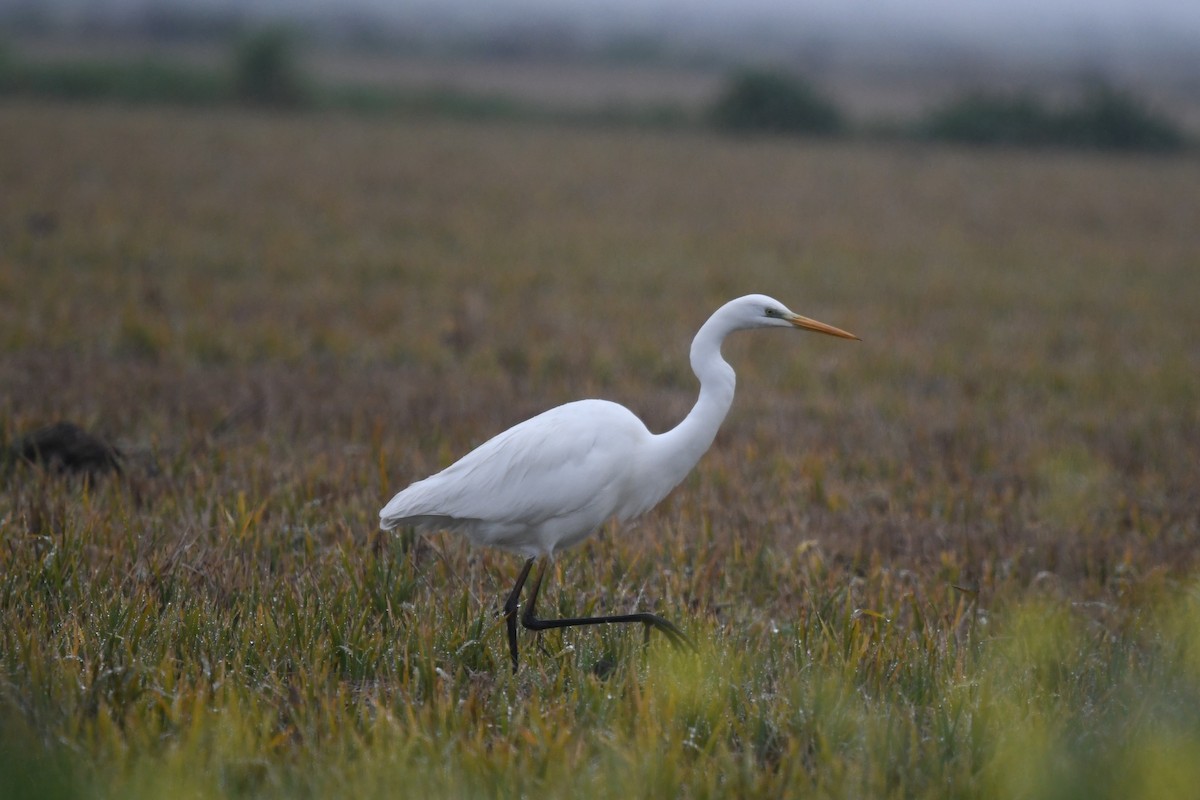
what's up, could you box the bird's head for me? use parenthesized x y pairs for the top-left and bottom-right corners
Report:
(728, 294), (859, 340)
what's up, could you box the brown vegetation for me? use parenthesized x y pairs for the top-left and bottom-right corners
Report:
(1, 103), (1198, 796)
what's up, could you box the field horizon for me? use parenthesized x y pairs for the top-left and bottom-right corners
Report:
(9, 34), (1200, 139)
(1, 102), (1198, 798)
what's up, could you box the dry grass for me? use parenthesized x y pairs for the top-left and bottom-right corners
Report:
(1, 102), (1199, 798)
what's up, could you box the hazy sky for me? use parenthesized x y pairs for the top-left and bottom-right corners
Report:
(367, 0), (1200, 58)
(45, 0), (1200, 32)
(24, 0), (1200, 55)
(256, 0), (1200, 32)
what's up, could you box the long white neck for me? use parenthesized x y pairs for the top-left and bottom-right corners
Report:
(649, 309), (738, 486)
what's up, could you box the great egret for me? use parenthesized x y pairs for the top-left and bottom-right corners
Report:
(380, 294), (858, 671)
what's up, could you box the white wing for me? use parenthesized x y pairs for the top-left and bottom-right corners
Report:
(379, 400), (652, 554)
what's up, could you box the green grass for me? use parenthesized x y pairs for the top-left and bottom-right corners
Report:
(0, 53), (229, 105)
(1, 103), (1199, 798)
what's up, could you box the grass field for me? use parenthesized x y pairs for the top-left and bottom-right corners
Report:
(1, 101), (1199, 798)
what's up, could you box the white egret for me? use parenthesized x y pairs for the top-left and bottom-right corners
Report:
(380, 294), (858, 671)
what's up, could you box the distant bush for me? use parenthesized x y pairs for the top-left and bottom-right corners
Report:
(920, 84), (1188, 152)
(1056, 83), (1188, 152)
(710, 69), (844, 136)
(232, 28), (311, 108)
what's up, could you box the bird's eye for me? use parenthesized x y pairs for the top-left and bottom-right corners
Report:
(764, 307), (778, 317)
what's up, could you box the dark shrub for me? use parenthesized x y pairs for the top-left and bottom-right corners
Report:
(232, 28), (310, 108)
(711, 69), (844, 136)
(1055, 83), (1187, 152)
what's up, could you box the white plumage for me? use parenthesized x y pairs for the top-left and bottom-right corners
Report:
(379, 293), (858, 670)
(381, 400), (656, 557)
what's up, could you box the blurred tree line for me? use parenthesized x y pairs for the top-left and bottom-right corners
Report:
(0, 28), (310, 107)
(711, 69), (1189, 153)
(912, 82), (1188, 151)
(0, 36), (1190, 152)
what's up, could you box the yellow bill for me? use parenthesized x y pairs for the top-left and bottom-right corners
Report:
(787, 313), (860, 340)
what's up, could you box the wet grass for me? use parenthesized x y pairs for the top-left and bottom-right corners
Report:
(1, 102), (1199, 798)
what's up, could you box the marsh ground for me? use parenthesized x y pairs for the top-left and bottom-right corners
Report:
(1, 102), (1198, 797)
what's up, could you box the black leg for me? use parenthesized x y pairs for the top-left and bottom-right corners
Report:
(503, 557), (536, 673)
(519, 559), (696, 655)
